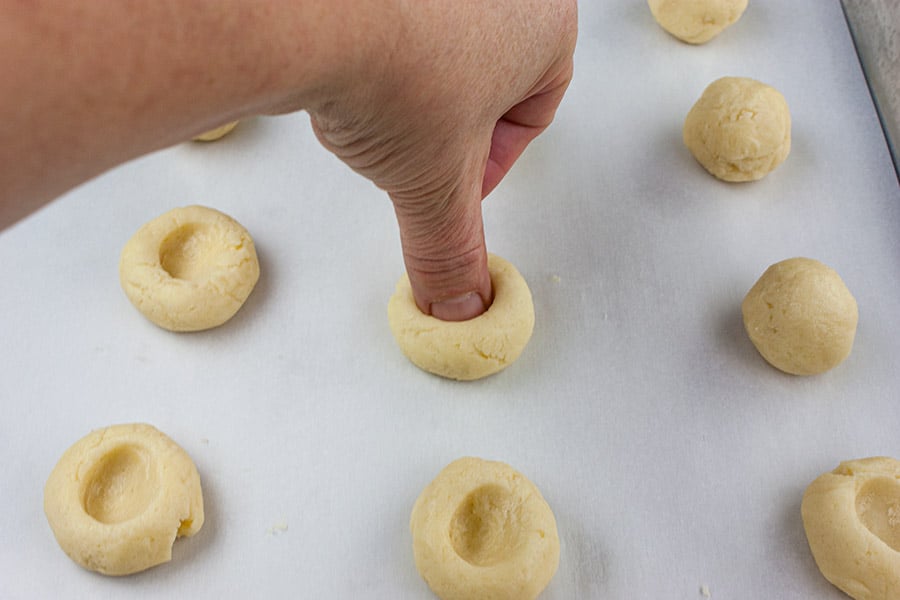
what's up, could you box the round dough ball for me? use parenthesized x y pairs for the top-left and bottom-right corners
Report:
(44, 423), (204, 576)
(192, 121), (239, 142)
(648, 0), (748, 44)
(802, 457), (900, 600)
(410, 457), (560, 600)
(119, 205), (260, 332)
(387, 253), (534, 380)
(741, 257), (858, 375)
(683, 76), (791, 182)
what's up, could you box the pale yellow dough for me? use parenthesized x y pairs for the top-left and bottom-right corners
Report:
(44, 423), (204, 576)
(119, 205), (260, 332)
(802, 457), (900, 600)
(648, 0), (748, 44)
(742, 257), (858, 375)
(410, 457), (560, 600)
(387, 254), (534, 380)
(683, 77), (791, 182)
(192, 121), (239, 142)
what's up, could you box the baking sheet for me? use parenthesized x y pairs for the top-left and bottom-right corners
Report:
(842, 0), (900, 176)
(2, 1), (899, 598)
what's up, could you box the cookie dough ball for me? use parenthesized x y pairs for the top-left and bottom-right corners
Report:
(387, 254), (534, 380)
(683, 77), (791, 182)
(44, 424), (204, 576)
(119, 205), (260, 332)
(410, 457), (560, 600)
(648, 0), (748, 44)
(802, 457), (900, 600)
(741, 257), (858, 375)
(192, 121), (239, 142)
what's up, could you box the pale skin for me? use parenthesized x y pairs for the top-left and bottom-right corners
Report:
(0, 0), (577, 321)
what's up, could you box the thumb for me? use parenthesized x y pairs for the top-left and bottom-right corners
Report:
(391, 157), (493, 322)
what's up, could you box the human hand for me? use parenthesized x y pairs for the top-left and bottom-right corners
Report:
(1, 0), (575, 319)
(308, 1), (577, 320)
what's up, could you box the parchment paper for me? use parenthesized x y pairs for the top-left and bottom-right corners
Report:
(2, 1), (898, 598)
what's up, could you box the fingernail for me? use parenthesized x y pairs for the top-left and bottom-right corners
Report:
(430, 292), (487, 322)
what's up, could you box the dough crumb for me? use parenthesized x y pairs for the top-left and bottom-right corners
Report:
(267, 521), (289, 536)
(192, 121), (239, 142)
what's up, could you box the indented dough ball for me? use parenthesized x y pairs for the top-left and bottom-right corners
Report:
(119, 205), (260, 332)
(648, 0), (748, 44)
(741, 257), (858, 375)
(410, 457), (560, 600)
(683, 77), (791, 182)
(44, 423), (204, 576)
(802, 457), (900, 600)
(192, 121), (239, 142)
(387, 254), (534, 380)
